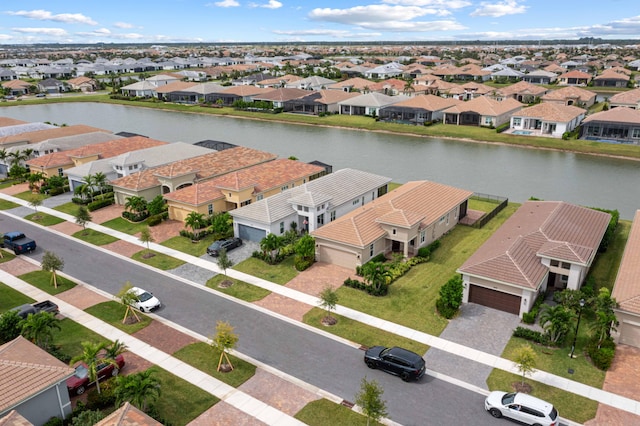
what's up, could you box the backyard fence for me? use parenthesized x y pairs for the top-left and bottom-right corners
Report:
(470, 193), (509, 228)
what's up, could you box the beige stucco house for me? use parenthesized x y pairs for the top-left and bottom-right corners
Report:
(442, 96), (522, 127)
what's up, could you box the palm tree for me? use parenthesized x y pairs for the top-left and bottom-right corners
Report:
(114, 369), (161, 411)
(124, 196), (148, 218)
(117, 282), (141, 324)
(360, 262), (391, 292)
(74, 183), (91, 203)
(539, 304), (575, 344)
(69, 341), (115, 395)
(83, 174), (96, 202)
(185, 211), (205, 240)
(0, 148), (8, 166)
(8, 150), (26, 167)
(21, 312), (61, 350)
(105, 339), (128, 359)
(260, 233), (283, 263)
(93, 171), (108, 195)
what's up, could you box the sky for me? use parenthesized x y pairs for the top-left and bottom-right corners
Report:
(1, 1), (640, 45)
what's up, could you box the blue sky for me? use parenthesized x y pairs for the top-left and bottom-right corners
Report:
(1, 1), (640, 45)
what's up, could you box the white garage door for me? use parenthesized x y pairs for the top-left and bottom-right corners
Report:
(317, 245), (357, 270)
(619, 322), (640, 348)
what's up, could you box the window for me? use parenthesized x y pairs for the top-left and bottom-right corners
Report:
(633, 128), (640, 138)
(439, 215), (446, 225)
(330, 211), (336, 221)
(420, 230), (426, 243)
(392, 228), (397, 235)
(57, 168), (64, 176)
(353, 199), (360, 206)
(369, 244), (374, 257)
(279, 222), (285, 234)
(240, 200), (251, 207)
(484, 117), (492, 125)
(256, 194), (263, 201)
(281, 185), (289, 191)
(208, 204), (213, 215)
(304, 206), (309, 212)
(446, 213), (449, 225)
(317, 213), (324, 226)
(512, 117), (521, 126)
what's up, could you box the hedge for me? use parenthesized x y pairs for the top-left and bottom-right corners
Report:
(88, 198), (114, 211)
(587, 338), (616, 370)
(513, 326), (552, 346)
(343, 277), (388, 296)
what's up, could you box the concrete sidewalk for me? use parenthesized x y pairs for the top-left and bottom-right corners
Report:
(2, 193), (638, 420)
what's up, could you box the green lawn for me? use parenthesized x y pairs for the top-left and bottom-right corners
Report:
(468, 197), (503, 213)
(205, 275), (271, 302)
(100, 217), (148, 235)
(589, 219), (631, 291)
(0, 251), (17, 264)
(12, 191), (45, 201)
(0, 179), (24, 190)
(18, 270), (77, 295)
(131, 249), (185, 270)
(72, 228), (119, 245)
(233, 256), (299, 285)
(161, 233), (218, 257)
(295, 398), (383, 426)
(85, 301), (153, 334)
(24, 212), (66, 226)
(173, 342), (256, 387)
(0, 282), (35, 312)
(53, 201), (84, 215)
(0, 199), (20, 210)
(303, 307), (428, 355)
(335, 203), (520, 336)
(54, 317), (111, 359)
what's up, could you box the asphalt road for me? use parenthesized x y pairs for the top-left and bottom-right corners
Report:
(1, 213), (499, 426)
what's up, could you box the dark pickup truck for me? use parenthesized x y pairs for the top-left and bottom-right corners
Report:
(2, 232), (36, 254)
(12, 301), (60, 319)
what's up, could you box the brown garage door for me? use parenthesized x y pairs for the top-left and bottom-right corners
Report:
(469, 285), (521, 315)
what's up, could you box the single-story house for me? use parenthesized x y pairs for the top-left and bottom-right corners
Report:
(215, 85), (273, 105)
(95, 402), (162, 426)
(327, 77), (373, 93)
(1, 79), (31, 96)
(66, 76), (98, 92)
(508, 103), (586, 138)
(611, 210), (640, 348)
(442, 97), (523, 127)
(312, 180), (473, 270)
(284, 76), (337, 91)
(251, 88), (309, 108)
(120, 80), (158, 98)
(283, 90), (360, 114)
(338, 92), (409, 116)
(580, 107), (640, 144)
(363, 62), (404, 79)
(493, 80), (549, 103)
(458, 201), (611, 317)
(522, 70), (558, 85)
(37, 78), (66, 94)
(0, 337), (75, 425)
(593, 70), (630, 88)
(378, 94), (462, 124)
(164, 158), (327, 222)
(558, 70), (592, 86)
(609, 88), (640, 109)
(111, 146), (277, 204)
(229, 168), (391, 242)
(154, 81), (198, 102)
(540, 86), (597, 108)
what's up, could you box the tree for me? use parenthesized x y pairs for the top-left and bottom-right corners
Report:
(360, 261), (391, 292)
(74, 183), (91, 202)
(217, 247), (233, 277)
(294, 233), (315, 265)
(260, 233), (284, 263)
(69, 341), (115, 395)
(185, 211), (205, 240)
(117, 282), (141, 324)
(27, 172), (44, 192)
(139, 226), (154, 256)
(41, 251), (64, 288)
(436, 275), (464, 319)
(591, 287), (619, 347)
(513, 344), (537, 385)
(318, 286), (338, 325)
(83, 174), (96, 201)
(210, 211), (233, 237)
(124, 196), (148, 217)
(75, 205), (92, 232)
(0, 310), (23, 344)
(72, 409), (106, 425)
(93, 171), (108, 195)
(28, 193), (43, 218)
(355, 376), (387, 426)
(147, 195), (166, 216)
(21, 311), (60, 350)
(539, 304), (576, 344)
(114, 369), (161, 412)
(211, 321), (238, 372)
(105, 339), (128, 359)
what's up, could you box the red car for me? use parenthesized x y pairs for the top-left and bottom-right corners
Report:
(66, 354), (125, 395)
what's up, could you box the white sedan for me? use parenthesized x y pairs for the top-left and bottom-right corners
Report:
(129, 287), (161, 313)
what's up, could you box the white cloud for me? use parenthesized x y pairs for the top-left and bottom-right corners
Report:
(6, 9), (97, 25)
(11, 27), (69, 36)
(382, 0), (471, 8)
(0, 34), (13, 41)
(263, 0), (283, 9)
(211, 0), (240, 7)
(470, 0), (527, 18)
(113, 22), (134, 29)
(77, 28), (146, 40)
(309, 5), (448, 24)
(272, 28), (382, 38)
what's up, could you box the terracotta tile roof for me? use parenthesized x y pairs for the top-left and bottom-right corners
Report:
(541, 86), (596, 103)
(311, 89), (360, 104)
(612, 210), (640, 315)
(594, 70), (630, 81)
(312, 180), (473, 248)
(95, 402), (162, 426)
(0, 337), (75, 413)
(383, 94), (462, 111)
(460, 82), (495, 94)
(458, 201), (611, 290)
(497, 81), (549, 97)
(609, 88), (640, 106)
(164, 158), (324, 206)
(368, 78), (407, 92)
(513, 103), (586, 122)
(442, 96), (523, 116)
(0, 410), (33, 426)
(154, 81), (198, 94)
(0, 117), (27, 128)
(221, 85), (273, 97)
(327, 77), (372, 91)
(582, 107), (640, 125)
(560, 70), (592, 79)
(0, 125), (111, 146)
(253, 87), (309, 102)
(111, 146), (277, 191)
(27, 136), (167, 169)
(1, 80), (30, 90)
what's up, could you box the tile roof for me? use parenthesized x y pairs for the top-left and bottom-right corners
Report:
(0, 410), (33, 426)
(221, 85), (273, 97)
(164, 159), (325, 205)
(154, 81), (198, 93)
(94, 402), (162, 426)
(0, 125), (111, 146)
(513, 103), (586, 122)
(458, 201), (611, 290)
(0, 117), (27, 128)
(612, 210), (640, 315)
(338, 92), (408, 107)
(312, 180), (473, 248)
(111, 146), (277, 191)
(253, 88), (309, 102)
(382, 94), (462, 111)
(0, 337), (75, 413)
(594, 70), (629, 81)
(442, 96), (523, 116)
(560, 70), (592, 79)
(582, 106), (640, 125)
(497, 80), (549, 97)
(540, 86), (596, 102)
(327, 77), (373, 90)
(609, 88), (640, 106)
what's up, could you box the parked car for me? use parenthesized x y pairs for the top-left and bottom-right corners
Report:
(67, 354), (125, 395)
(11, 301), (59, 319)
(35, 93), (46, 98)
(128, 286), (161, 312)
(207, 237), (242, 257)
(485, 391), (559, 426)
(364, 346), (426, 382)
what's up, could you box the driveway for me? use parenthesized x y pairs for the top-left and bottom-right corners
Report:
(424, 303), (520, 389)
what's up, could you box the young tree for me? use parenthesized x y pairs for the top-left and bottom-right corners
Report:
(513, 344), (537, 385)
(318, 286), (339, 325)
(93, 171), (108, 195)
(211, 321), (239, 372)
(105, 339), (128, 359)
(185, 211), (205, 240)
(28, 193), (43, 218)
(260, 233), (284, 263)
(355, 376), (388, 426)
(69, 341), (115, 395)
(83, 174), (96, 202)
(41, 251), (64, 288)
(216, 247), (234, 277)
(539, 304), (576, 344)
(114, 370), (161, 412)
(139, 226), (154, 256)
(436, 275), (464, 319)
(20, 312), (60, 350)
(117, 282), (141, 324)
(75, 205), (92, 232)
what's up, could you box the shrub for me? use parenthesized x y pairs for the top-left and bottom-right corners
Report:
(521, 293), (545, 324)
(48, 186), (66, 196)
(43, 417), (64, 426)
(85, 381), (116, 410)
(513, 326), (551, 346)
(146, 214), (163, 227)
(294, 255), (313, 271)
(495, 122), (510, 133)
(435, 275), (463, 319)
(88, 198), (114, 211)
(122, 210), (149, 222)
(587, 338), (616, 370)
(343, 277), (388, 296)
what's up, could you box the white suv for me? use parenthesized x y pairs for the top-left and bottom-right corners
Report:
(485, 391), (559, 426)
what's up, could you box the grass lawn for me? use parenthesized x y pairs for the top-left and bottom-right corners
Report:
(146, 365), (219, 426)
(233, 256), (298, 285)
(25, 212), (66, 226)
(0, 251), (17, 264)
(0, 282), (35, 312)
(85, 301), (152, 334)
(205, 275), (271, 302)
(173, 342), (256, 387)
(53, 201), (84, 215)
(72, 228), (119, 245)
(303, 307), (429, 355)
(295, 398), (383, 426)
(55, 317), (110, 359)
(100, 217), (148, 235)
(12, 191), (47, 202)
(18, 270), (76, 295)
(131, 249), (185, 270)
(468, 197), (504, 213)
(335, 203), (520, 336)
(589, 219), (631, 291)
(161, 234), (218, 257)
(0, 199), (20, 210)
(486, 369), (598, 424)
(0, 179), (23, 190)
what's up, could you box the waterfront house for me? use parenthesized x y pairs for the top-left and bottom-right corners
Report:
(283, 90), (359, 114)
(557, 70), (592, 86)
(580, 107), (640, 144)
(441, 96), (522, 127)
(508, 103), (586, 138)
(540, 86), (596, 108)
(338, 92), (408, 116)
(609, 88), (640, 109)
(378, 94), (462, 124)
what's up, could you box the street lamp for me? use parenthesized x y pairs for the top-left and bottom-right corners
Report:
(569, 298), (586, 359)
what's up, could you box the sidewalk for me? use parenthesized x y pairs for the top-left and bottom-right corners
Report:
(2, 192), (639, 421)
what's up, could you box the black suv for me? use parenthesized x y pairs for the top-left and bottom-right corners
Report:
(207, 238), (243, 257)
(364, 346), (426, 382)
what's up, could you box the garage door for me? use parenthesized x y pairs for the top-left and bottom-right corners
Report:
(469, 285), (521, 315)
(619, 322), (640, 348)
(238, 224), (266, 242)
(317, 246), (357, 270)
